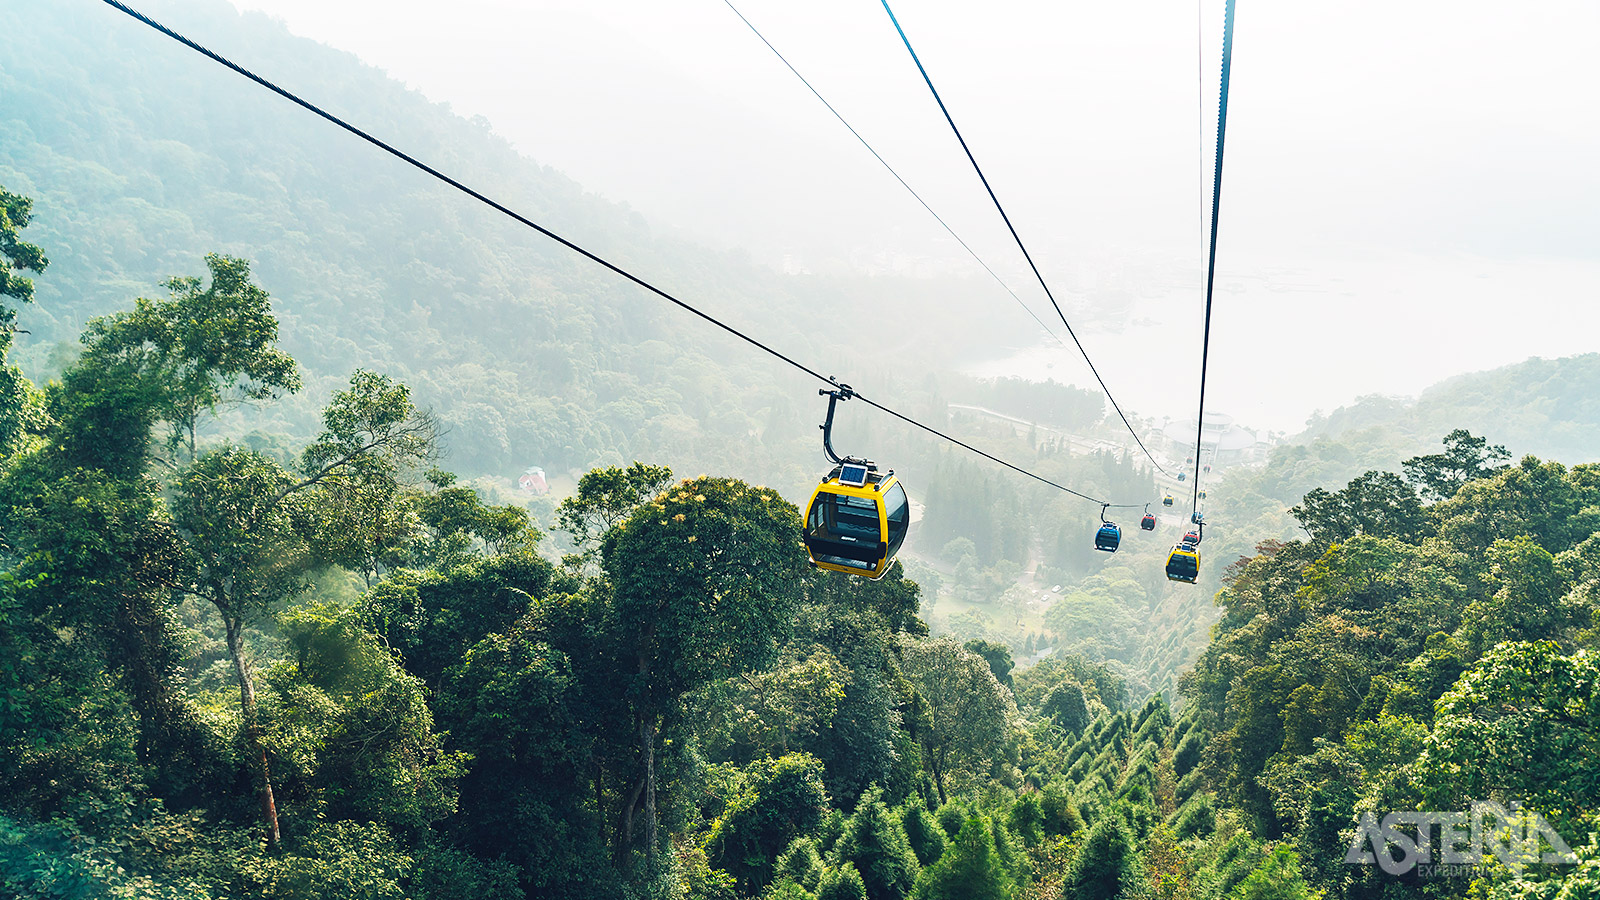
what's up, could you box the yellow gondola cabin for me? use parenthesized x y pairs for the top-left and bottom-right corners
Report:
(803, 463), (909, 580)
(1166, 543), (1200, 583)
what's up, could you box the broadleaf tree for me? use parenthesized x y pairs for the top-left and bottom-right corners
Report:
(601, 475), (807, 856)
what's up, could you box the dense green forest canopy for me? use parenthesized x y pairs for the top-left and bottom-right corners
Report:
(7, 167), (1600, 897)
(6, 1), (1600, 896)
(2, 0), (1250, 710)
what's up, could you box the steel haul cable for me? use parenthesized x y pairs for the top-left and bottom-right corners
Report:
(878, 0), (1172, 478)
(97, 0), (1127, 509)
(1190, 0), (1238, 518)
(720, 0), (1063, 349)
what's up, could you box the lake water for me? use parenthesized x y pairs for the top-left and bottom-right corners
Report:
(962, 252), (1600, 436)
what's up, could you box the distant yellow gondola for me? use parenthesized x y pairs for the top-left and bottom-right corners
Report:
(1166, 543), (1200, 583)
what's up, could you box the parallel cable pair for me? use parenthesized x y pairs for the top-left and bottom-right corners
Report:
(719, 0), (1063, 349)
(877, 0), (1242, 520)
(1188, 0), (1238, 518)
(875, 0), (1172, 478)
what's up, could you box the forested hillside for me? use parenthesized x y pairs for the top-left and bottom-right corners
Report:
(1210, 355), (1600, 545)
(0, 0), (1238, 719)
(8, 169), (1600, 897)
(0, 0), (1073, 489)
(1301, 355), (1600, 467)
(6, 2), (1600, 897)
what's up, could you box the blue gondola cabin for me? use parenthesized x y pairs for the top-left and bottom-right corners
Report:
(1095, 521), (1121, 552)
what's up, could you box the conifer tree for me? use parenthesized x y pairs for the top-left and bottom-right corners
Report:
(911, 816), (1010, 900)
(774, 837), (825, 892)
(1060, 816), (1142, 900)
(1174, 729), (1205, 778)
(1230, 846), (1313, 900)
(900, 801), (947, 867)
(816, 864), (868, 900)
(835, 787), (919, 900)
(934, 802), (967, 839)
(1007, 795), (1044, 846)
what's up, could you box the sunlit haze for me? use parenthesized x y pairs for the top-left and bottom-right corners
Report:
(8, 4), (1600, 887)
(219, 0), (1600, 434)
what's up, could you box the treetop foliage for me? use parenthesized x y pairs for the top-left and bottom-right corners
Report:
(6, 11), (1600, 888)
(0, 187), (46, 346)
(80, 253), (300, 459)
(1402, 427), (1511, 501)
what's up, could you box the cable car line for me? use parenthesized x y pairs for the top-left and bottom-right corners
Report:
(98, 0), (1130, 511)
(877, 0), (1172, 479)
(95, 1), (838, 381)
(1166, 0), (1236, 586)
(852, 393), (1107, 503)
(719, 0), (1062, 348)
(1188, 0), (1237, 519)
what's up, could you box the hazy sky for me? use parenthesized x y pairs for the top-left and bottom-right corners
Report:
(208, 0), (1599, 434)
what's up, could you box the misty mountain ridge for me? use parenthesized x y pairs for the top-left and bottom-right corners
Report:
(6, 4), (1600, 898)
(2, 0), (1133, 494)
(1299, 352), (1600, 465)
(8, 0), (1600, 489)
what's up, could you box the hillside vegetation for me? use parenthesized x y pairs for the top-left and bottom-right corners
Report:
(5, 2), (1600, 896)
(6, 178), (1600, 898)
(0, 0), (1058, 487)
(0, 0), (1251, 719)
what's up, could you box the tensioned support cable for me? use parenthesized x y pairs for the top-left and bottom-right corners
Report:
(878, 0), (1171, 478)
(97, 0), (1117, 507)
(1190, 0), (1237, 517)
(720, 0), (1064, 348)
